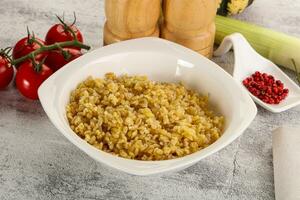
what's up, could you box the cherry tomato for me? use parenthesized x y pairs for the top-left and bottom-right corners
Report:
(12, 37), (47, 63)
(45, 48), (82, 72)
(16, 61), (53, 100)
(0, 56), (14, 89)
(45, 24), (83, 49)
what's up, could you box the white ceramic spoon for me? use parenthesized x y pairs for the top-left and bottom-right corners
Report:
(214, 33), (300, 113)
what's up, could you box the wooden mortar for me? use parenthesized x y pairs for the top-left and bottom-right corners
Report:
(161, 0), (218, 58)
(103, 0), (161, 45)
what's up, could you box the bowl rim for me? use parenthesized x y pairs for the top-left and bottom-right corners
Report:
(38, 37), (257, 175)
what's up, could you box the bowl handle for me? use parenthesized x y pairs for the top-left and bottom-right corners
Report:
(214, 33), (259, 78)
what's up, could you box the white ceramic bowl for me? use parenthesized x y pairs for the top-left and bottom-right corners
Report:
(38, 37), (257, 176)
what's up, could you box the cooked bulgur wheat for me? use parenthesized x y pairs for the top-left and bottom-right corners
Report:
(66, 73), (224, 161)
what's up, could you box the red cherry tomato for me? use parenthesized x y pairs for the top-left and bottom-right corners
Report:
(16, 61), (53, 100)
(45, 48), (82, 72)
(0, 56), (14, 89)
(45, 24), (83, 49)
(12, 37), (47, 63)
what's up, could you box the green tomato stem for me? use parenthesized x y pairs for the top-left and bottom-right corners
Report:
(11, 40), (90, 66)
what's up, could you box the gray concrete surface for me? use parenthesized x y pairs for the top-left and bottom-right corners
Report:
(0, 0), (300, 199)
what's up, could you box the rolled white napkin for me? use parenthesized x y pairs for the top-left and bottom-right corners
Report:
(273, 127), (300, 200)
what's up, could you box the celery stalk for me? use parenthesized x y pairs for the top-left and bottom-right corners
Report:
(215, 15), (300, 72)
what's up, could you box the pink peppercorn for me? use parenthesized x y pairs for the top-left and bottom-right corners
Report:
(243, 71), (289, 105)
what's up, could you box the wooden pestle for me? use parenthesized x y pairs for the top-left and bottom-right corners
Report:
(161, 0), (218, 58)
(103, 0), (161, 45)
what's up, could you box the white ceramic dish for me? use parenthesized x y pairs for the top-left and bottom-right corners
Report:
(38, 37), (257, 176)
(214, 33), (300, 113)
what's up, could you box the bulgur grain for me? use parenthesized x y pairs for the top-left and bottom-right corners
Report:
(66, 73), (224, 161)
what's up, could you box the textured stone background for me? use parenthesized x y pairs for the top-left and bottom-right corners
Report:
(0, 0), (300, 200)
